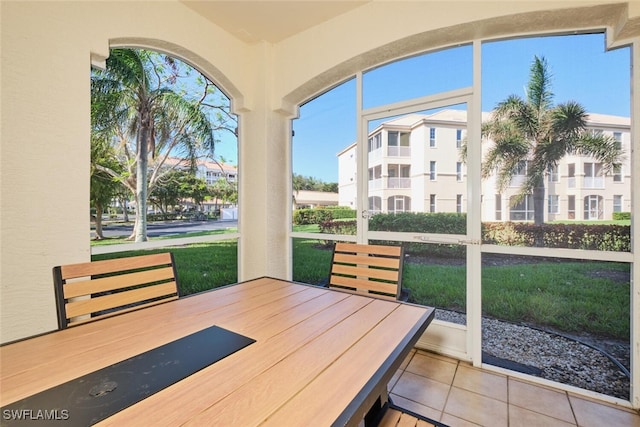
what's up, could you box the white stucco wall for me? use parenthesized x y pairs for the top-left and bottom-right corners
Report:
(0, 1), (255, 342)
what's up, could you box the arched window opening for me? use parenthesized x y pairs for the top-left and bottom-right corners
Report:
(90, 48), (239, 294)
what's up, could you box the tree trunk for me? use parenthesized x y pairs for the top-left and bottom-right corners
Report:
(532, 184), (545, 226)
(93, 202), (104, 240)
(122, 197), (129, 222)
(134, 110), (150, 242)
(532, 182), (545, 247)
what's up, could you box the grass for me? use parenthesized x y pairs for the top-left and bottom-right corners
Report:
(405, 261), (629, 340)
(91, 229), (237, 246)
(292, 239), (630, 341)
(93, 234), (631, 341)
(92, 240), (238, 295)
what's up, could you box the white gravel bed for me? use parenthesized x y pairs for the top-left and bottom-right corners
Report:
(434, 310), (630, 400)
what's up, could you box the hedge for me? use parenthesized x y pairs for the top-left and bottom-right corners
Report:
(313, 212), (630, 253)
(482, 222), (630, 252)
(293, 207), (356, 225)
(613, 212), (631, 221)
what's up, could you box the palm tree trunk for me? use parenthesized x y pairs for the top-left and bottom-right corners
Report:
(532, 183), (545, 246)
(134, 110), (150, 242)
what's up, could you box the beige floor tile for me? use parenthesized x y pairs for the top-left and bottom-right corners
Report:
(391, 371), (451, 411)
(509, 404), (577, 427)
(440, 413), (482, 427)
(508, 378), (575, 424)
(405, 351), (458, 385)
(389, 393), (443, 422)
(452, 364), (508, 402)
(399, 349), (417, 370)
(569, 395), (640, 427)
(444, 386), (508, 427)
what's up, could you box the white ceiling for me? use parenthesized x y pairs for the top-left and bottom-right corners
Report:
(181, 1), (370, 44)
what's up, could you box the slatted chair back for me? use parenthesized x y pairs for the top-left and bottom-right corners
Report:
(328, 242), (404, 300)
(53, 252), (180, 329)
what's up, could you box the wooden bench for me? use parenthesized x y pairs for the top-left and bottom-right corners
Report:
(53, 252), (179, 329)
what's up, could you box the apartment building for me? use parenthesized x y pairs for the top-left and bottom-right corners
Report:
(338, 109), (631, 222)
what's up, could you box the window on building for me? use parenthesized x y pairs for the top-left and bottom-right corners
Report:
(429, 161), (437, 181)
(368, 132), (382, 153)
(548, 195), (559, 214)
(456, 129), (463, 148)
(584, 195), (603, 220)
(387, 195), (411, 213)
(429, 128), (436, 147)
(548, 164), (558, 182)
(387, 164), (410, 188)
(509, 194), (534, 221)
(568, 163), (575, 188)
(613, 131), (622, 150)
(568, 195), (575, 219)
(495, 194), (502, 221)
(613, 195), (623, 213)
(456, 194), (463, 213)
(369, 196), (382, 213)
(388, 131), (410, 156)
(584, 162), (604, 188)
(613, 164), (622, 182)
(510, 160), (527, 187)
(429, 194), (436, 212)
(456, 162), (463, 181)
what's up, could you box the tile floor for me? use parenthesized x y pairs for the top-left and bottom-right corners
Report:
(388, 349), (640, 427)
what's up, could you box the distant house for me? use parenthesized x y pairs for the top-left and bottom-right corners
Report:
(293, 190), (339, 209)
(338, 110), (630, 221)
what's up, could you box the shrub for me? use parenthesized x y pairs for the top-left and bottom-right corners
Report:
(482, 222), (631, 251)
(369, 212), (466, 234)
(613, 212), (631, 221)
(318, 219), (356, 235)
(293, 207), (356, 225)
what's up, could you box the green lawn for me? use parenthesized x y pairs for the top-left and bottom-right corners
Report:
(94, 235), (630, 341)
(92, 240), (238, 295)
(292, 239), (630, 341)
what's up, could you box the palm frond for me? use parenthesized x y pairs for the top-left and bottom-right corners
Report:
(527, 55), (554, 114)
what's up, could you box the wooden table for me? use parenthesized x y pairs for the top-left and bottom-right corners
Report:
(1, 277), (434, 426)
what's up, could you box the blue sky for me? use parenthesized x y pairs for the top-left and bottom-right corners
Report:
(292, 32), (631, 183)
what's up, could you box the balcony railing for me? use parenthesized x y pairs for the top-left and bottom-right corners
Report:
(368, 148), (382, 163)
(387, 146), (411, 157)
(368, 178), (382, 190)
(584, 176), (604, 188)
(387, 177), (411, 188)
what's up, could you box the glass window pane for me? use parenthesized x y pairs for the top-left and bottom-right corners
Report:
(482, 254), (630, 399)
(371, 240), (466, 325)
(291, 237), (333, 285)
(293, 79), (356, 234)
(481, 34), (630, 249)
(363, 45), (472, 109)
(365, 105), (468, 235)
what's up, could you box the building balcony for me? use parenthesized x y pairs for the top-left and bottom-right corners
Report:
(387, 177), (411, 188)
(387, 146), (411, 157)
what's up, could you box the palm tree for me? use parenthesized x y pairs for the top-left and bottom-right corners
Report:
(482, 55), (623, 226)
(91, 49), (221, 241)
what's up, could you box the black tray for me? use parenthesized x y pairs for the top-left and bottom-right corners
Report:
(1, 325), (255, 426)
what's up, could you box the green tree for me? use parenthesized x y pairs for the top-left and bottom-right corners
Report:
(90, 134), (124, 239)
(481, 56), (622, 226)
(91, 49), (236, 241)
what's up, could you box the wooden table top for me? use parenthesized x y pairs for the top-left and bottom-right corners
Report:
(1, 277), (435, 426)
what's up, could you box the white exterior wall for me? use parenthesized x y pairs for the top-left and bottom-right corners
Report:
(339, 112), (630, 221)
(338, 144), (357, 208)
